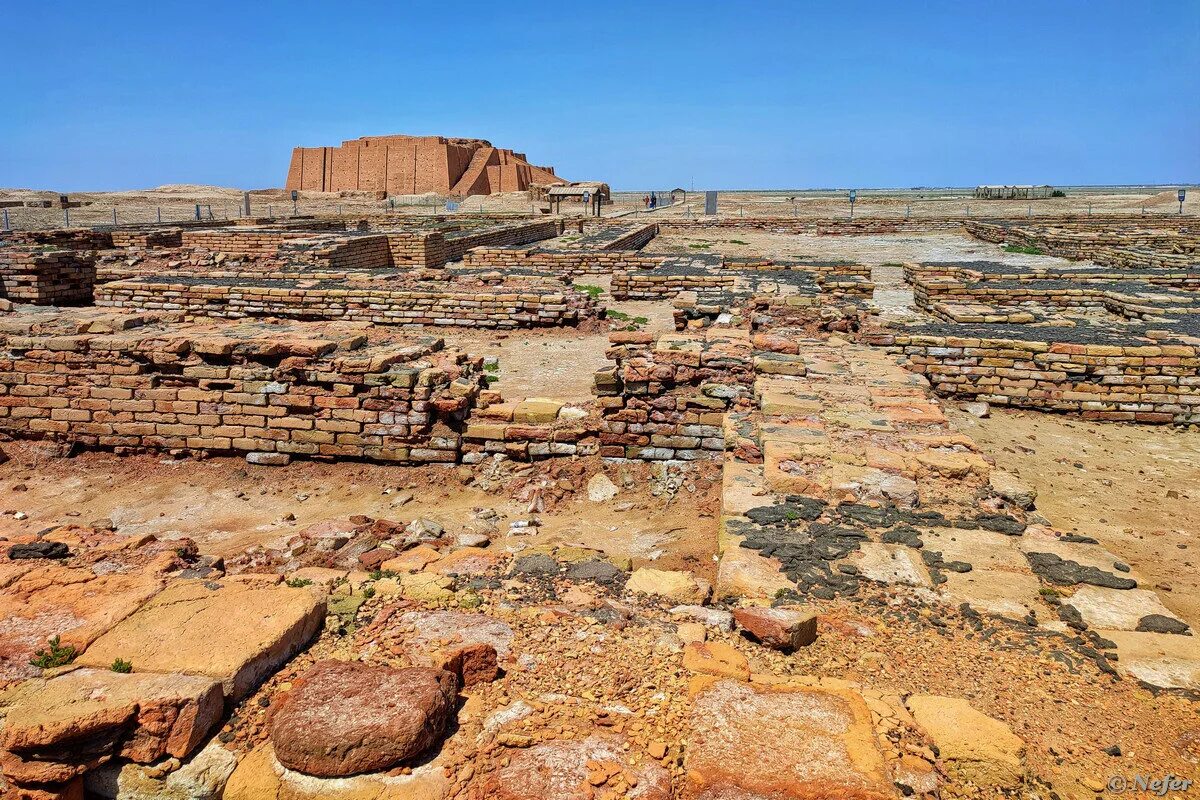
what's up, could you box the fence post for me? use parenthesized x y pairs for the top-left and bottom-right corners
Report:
(195, 204), (201, 221)
(268, 204), (273, 218)
(157, 207), (162, 223)
(112, 207), (118, 225)
(64, 207), (70, 226)
(2, 209), (8, 231)
(206, 205), (212, 220)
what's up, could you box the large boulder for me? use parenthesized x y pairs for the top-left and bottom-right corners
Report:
(269, 660), (458, 778)
(0, 668), (222, 786)
(905, 694), (1025, 789)
(684, 679), (894, 799)
(76, 579), (324, 701)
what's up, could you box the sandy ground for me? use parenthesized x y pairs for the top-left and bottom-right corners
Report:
(651, 228), (1092, 268)
(0, 441), (720, 578)
(438, 276), (674, 404)
(949, 407), (1200, 629)
(1, 184), (1193, 229)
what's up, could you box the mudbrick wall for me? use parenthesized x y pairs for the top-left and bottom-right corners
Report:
(0, 246), (97, 305)
(593, 330), (759, 461)
(862, 328), (1200, 423)
(464, 248), (662, 276)
(442, 220), (559, 262)
(94, 276), (599, 329)
(0, 314), (486, 463)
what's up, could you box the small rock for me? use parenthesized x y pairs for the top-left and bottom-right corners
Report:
(245, 452), (290, 466)
(733, 606), (818, 652)
(963, 401), (990, 418)
(586, 473), (619, 503)
(8, 541), (70, 560)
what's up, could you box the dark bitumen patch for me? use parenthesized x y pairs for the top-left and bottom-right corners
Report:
(1025, 551), (1137, 589)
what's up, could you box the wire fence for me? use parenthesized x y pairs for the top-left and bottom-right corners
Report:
(0, 196), (520, 231)
(1, 191), (1190, 231)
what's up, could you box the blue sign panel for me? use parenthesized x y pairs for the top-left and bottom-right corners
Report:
(849, 189), (857, 203)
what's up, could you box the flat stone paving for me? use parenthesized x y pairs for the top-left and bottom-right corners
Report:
(713, 334), (1197, 688)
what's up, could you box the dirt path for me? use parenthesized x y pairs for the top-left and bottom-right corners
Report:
(0, 442), (719, 577)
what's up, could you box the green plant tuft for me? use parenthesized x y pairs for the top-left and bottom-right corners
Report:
(1003, 244), (1043, 256)
(111, 658), (133, 673)
(30, 636), (76, 669)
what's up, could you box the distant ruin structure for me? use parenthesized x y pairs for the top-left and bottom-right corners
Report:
(285, 135), (563, 198)
(974, 185), (1055, 200)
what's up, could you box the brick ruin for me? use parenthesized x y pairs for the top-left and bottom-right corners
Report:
(3, 211), (1197, 464)
(286, 134), (563, 197)
(3, 205), (1200, 800)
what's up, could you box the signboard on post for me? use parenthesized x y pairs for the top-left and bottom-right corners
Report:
(1179, 188), (1187, 215)
(445, 200), (460, 212)
(849, 189), (857, 220)
(704, 191), (718, 216)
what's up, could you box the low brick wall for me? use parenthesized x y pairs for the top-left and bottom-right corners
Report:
(593, 330), (759, 460)
(611, 268), (735, 300)
(443, 220), (559, 262)
(862, 329), (1200, 423)
(0, 316), (485, 462)
(95, 276), (598, 329)
(0, 229), (113, 250)
(965, 221), (1198, 268)
(0, 247), (96, 305)
(279, 234), (394, 271)
(110, 229), (184, 248)
(180, 229), (312, 257)
(464, 247), (662, 276)
(384, 231), (447, 267)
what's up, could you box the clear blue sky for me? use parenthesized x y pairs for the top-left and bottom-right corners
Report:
(3, 0), (1197, 191)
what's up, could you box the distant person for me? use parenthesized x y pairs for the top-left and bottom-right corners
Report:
(643, 194), (649, 208)
(650, 192), (657, 209)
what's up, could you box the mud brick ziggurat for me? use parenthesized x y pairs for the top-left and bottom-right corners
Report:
(285, 134), (563, 197)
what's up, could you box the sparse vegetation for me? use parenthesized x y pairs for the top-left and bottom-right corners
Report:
(688, 243), (712, 250)
(285, 577), (313, 588)
(576, 284), (603, 299)
(110, 658), (133, 673)
(368, 569), (398, 581)
(29, 636), (76, 669)
(1004, 244), (1044, 255)
(728, 239), (749, 245)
